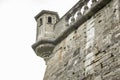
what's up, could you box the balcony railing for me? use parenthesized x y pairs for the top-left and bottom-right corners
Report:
(54, 0), (98, 31)
(65, 0), (98, 26)
(54, 0), (111, 44)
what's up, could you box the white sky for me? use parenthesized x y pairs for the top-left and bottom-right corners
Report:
(0, 0), (79, 80)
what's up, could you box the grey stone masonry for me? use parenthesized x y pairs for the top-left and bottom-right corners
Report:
(32, 0), (120, 80)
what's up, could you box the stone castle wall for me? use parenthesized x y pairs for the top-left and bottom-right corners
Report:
(43, 0), (120, 80)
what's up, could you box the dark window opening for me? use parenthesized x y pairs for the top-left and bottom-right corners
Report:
(48, 17), (52, 23)
(40, 18), (43, 26)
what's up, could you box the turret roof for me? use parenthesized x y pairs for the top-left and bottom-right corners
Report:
(35, 10), (59, 21)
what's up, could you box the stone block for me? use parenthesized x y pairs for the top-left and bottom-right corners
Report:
(100, 52), (113, 63)
(102, 71), (115, 80)
(85, 56), (95, 67)
(110, 60), (120, 71)
(101, 66), (110, 75)
(101, 57), (114, 68)
(94, 64), (101, 76)
(94, 75), (102, 80)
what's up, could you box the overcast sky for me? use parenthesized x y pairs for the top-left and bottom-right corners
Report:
(0, 0), (79, 80)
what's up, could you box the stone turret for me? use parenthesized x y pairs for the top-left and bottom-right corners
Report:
(33, 10), (59, 61)
(35, 10), (59, 41)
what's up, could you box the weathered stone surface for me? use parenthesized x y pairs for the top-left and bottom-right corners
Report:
(32, 0), (120, 80)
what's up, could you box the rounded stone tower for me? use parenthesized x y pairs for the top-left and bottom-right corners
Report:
(35, 10), (59, 41)
(33, 10), (59, 61)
